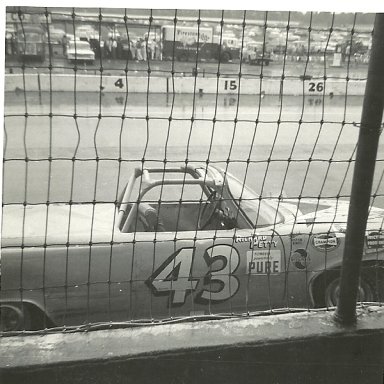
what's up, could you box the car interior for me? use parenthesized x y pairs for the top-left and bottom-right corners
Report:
(118, 167), (242, 233)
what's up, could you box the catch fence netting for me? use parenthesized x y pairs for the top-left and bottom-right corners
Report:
(1, 7), (384, 335)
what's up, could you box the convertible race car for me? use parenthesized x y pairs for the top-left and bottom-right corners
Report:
(1, 164), (384, 331)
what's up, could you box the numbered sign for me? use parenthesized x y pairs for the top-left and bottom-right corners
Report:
(114, 78), (124, 89)
(307, 81), (324, 93)
(223, 79), (238, 93)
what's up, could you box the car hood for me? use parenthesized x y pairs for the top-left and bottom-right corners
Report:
(275, 198), (384, 234)
(67, 47), (94, 54)
(2, 203), (119, 248)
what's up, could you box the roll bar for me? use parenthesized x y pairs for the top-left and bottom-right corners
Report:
(117, 165), (222, 233)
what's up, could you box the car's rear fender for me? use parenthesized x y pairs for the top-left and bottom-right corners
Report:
(0, 298), (55, 330)
(308, 255), (384, 307)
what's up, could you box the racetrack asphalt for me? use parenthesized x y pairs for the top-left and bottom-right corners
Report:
(3, 92), (384, 210)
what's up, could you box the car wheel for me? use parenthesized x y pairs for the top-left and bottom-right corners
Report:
(324, 275), (376, 307)
(0, 304), (31, 332)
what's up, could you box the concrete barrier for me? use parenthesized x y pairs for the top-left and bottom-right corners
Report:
(5, 74), (168, 94)
(5, 74), (38, 92)
(172, 77), (367, 96)
(1, 306), (383, 384)
(5, 74), (368, 96)
(102, 75), (167, 93)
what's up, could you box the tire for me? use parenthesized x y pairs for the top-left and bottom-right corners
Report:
(0, 304), (31, 332)
(324, 274), (377, 307)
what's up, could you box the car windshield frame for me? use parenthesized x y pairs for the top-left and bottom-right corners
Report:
(224, 172), (284, 228)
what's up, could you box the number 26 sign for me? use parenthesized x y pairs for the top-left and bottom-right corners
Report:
(308, 82), (324, 92)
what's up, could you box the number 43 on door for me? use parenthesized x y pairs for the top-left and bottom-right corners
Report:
(146, 245), (240, 306)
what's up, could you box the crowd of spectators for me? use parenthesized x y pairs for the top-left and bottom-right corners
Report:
(79, 34), (162, 61)
(100, 36), (162, 61)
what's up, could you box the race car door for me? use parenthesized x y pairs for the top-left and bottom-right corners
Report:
(111, 180), (288, 320)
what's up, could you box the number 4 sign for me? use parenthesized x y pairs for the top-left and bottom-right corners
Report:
(114, 78), (124, 89)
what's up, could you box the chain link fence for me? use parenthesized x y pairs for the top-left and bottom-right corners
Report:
(1, 7), (384, 335)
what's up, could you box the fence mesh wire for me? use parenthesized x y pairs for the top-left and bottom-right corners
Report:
(1, 7), (384, 335)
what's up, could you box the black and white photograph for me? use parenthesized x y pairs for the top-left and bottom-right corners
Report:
(1, 1), (384, 383)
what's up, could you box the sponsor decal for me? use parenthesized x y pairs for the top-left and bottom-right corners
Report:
(290, 235), (304, 246)
(312, 233), (339, 251)
(291, 249), (310, 270)
(235, 235), (278, 249)
(366, 231), (384, 249)
(247, 250), (282, 275)
(176, 28), (212, 45)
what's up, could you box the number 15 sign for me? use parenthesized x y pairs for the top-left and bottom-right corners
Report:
(222, 79), (239, 93)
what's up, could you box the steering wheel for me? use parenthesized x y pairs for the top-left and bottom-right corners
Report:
(198, 191), (220, 230)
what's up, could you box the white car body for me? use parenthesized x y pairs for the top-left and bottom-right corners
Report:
(75, 25), (100, 41)
(1, 165), (383, 332)
(66, 40), (95, 63)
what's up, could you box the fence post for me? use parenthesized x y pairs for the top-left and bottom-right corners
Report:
(334, 13), (384, 325)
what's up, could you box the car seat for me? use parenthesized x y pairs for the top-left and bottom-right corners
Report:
(137, 203), (166, 232)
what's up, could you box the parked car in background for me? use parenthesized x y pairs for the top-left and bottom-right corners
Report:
(243, 41), (272, 65)
(16, 25), (46, 62)
(66, 39), (95, 63)
(75, 25), (100, 41)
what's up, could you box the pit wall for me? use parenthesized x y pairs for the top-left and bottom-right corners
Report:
(1, 307), (384, 384)
(4, 74), (367, 96)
